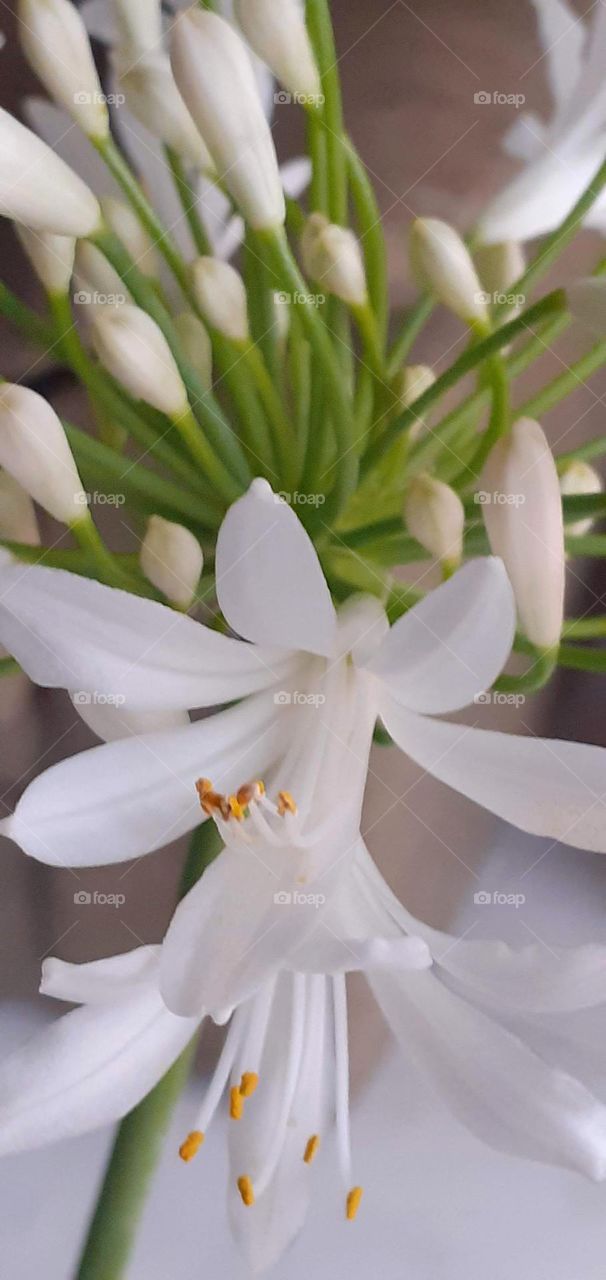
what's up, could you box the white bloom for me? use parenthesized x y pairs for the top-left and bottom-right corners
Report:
(0, 107), (101, 235)
(118, 54), (216, 173)
(19, 0), (109, 139)
(112, 0), (163, 61)
(479, 1), (606, 243)
(192, 257), (250, 343)
(560, 460), (603, 537)
(90, 304), (187, 416)
(15, 226), (75, 296)
(475, 239), (525, 297)
(0, 385), (87, 525)
(173, 312), (213, 390)
(74, 241), (130, 306)
(301, 214), (368, 307)
(140, 515), (203, 610)
(409, 218), (488, 326)
(404, 474), (464, 571)
(0, 471), (39, 552)
(100, 197), (159, 279)
(481, 417), (565, 651)
(171, 9), (286, 230)
(234, 0), (321, 104)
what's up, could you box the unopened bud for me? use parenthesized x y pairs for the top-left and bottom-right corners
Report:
(171, 10), (285, 230)
(0, 386), (87, 524)
(481, 417), (565, 651)
(140, 515), (203, 609)
(301, 214), (367, 307)
(234, 0), (321, 104)
(19, 0), (109, 139)
(113, 0), (162, 61)
(0, 470), (40, 549)
(560, 460), (603, 537)
(15, 225), (75, 296)
(404, 474), (464, 573)
(174, 313), (213, 391)
(0, 108), (101, 236)
(119, 55), (215, 173)
(91, 305), (187, 417)
(409, 218), (487, 326)
(74, 241), (130, 306)
(100, 198), (159, 279)
(192, 258), (250, 344)
(394, 364), (436, 440)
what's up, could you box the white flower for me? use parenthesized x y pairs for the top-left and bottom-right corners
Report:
(234, 0), (322, 104)
(15, 226), (75, 296)
(192, 257), (250, 343)
(99, 197), (159, 279)
(300, 214), (368, 308)
(0, 107), (101, 235)
(173, 312), (213, 390)
(0, 385), (87, 525)
(409, 218), (488, 326)
(479, 0), (606, 243)
(117, 53), (216, 174)
(140, 515), (203, 610)
(404, 474), (465, 572)
(90, 304), (188, 416)
(19, 0), (109, 139)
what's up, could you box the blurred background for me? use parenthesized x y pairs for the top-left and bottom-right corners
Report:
(1, 0), (606, 1275)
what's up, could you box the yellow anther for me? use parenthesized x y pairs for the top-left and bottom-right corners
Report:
(179, 1130), (204, 1163)
(228, 794), (244, 821)
(277, 790), (297, 816)
(230, 1085), (244, 1119)
(239, 1071), (259, 1098)
(303, 1134), (320, 1164)
(256, 780), (266, 795)
(237, 1175), (255, 1207)
(346, 1187), (363, 1221)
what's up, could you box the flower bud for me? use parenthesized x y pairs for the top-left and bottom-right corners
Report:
(301, 214), (367, 307)
(140, 515), (203, 609)
(19, 0), (109, 140)
(567, 277), (606, 335)
(171, 9), (285, 230)
(0, 385), (87, 524)
(409, 218), (488, 326)
(234, 0), (322, 104)
(174, 313), (213, 391)
(560, 460), (603, 537)
(15, 225), (75, 295)
(394, 363), (436, 441)
(404, 474), (464, 573)
(192, 258), (250, 344)
(113, 0), (162, 60)
(0, 108), (101, 235)
(475, 240), (525, 296)
(100, 198), (159, 279)
(91, 305), (187, 417)
(0, 470), (40, 549)
(118, 55), (215, 173)
(481, 417), (565, 651)
(74, 241), (130, 306)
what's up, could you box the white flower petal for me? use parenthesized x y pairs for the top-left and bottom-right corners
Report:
(279, 156), (312, 199)
(529, 0), (587, 111)
(379, 698), (606, 853)
(1, 692), (283, 866)
(71, 694), (190, 742)
(215, 479), (337, 656)
(479, 145), (602, 245)
(23, 97), (120, 199)
(0, 982), (198, 1155)
(40, 946), (161, 1005)
(368, 558), (515, 714)
(288, 931), (431, 974)
(370, 969), (606, 1178)
(0, 565), (293, 709)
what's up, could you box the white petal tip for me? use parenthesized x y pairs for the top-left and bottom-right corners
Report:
(248, 478), (275, 502)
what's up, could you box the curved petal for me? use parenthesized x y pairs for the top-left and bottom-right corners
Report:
(40, 946), (161, 1005)
(279, 156), (312, 199)
(0, 563), (293, 709)
(0, 693), (284, 866)
(479, 145), (602, 245)
(367, 558), (515, 714)
(370, 969), (606, 1179)
(0, 984), (199, 1155)
(71, 693), (190, 742)
(378, 697), (606, 854)
(215, 479), (337, 656)
(530, 0), (587, 112)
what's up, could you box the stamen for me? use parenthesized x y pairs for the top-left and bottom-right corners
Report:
(346, 1187), (363, 1221)
(229, 1085), (244, 1119)
(239, 1071), (259, 1098)
(237, 1175), (255, 1207)
(179, 1130), (204, 1163)
(196, 778), (230, 820)
(277, 789), (297, 816)
(228, 794), (244, 821)
(303, 1134), (320, 1164)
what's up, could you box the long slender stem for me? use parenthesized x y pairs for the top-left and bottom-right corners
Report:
(164, 147), (213, 257)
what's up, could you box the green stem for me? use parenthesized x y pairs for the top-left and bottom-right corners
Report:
(557, 643), (606, 673)
(493, 647), (557, 694)
(164, 147), (213, 257)
(0, 655), (20, 677)
(345, 137), (388, 342)
(305, 0), (347, 225)
(71, 516), (140, 591)
(387, 295), (434, 376)
(242, 341), (299, 486)
(563, 616), (606, 639)
(0, 282), (56, 348)
(76, 823), (223, 1280)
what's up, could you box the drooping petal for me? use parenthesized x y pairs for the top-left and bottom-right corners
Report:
(215, 479), (337, 656)
(71, 693), (190, 742)
(0, 693), (284, 866)
(0, 564), (294, 709)
(0, 979), (199, 1155)
(367, 558), (515, 714)
(40, 946), (161, 1005)
(479, 145), (603, 245)
(370, 969), (606, 1179)
(379, 697), (606, 854)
